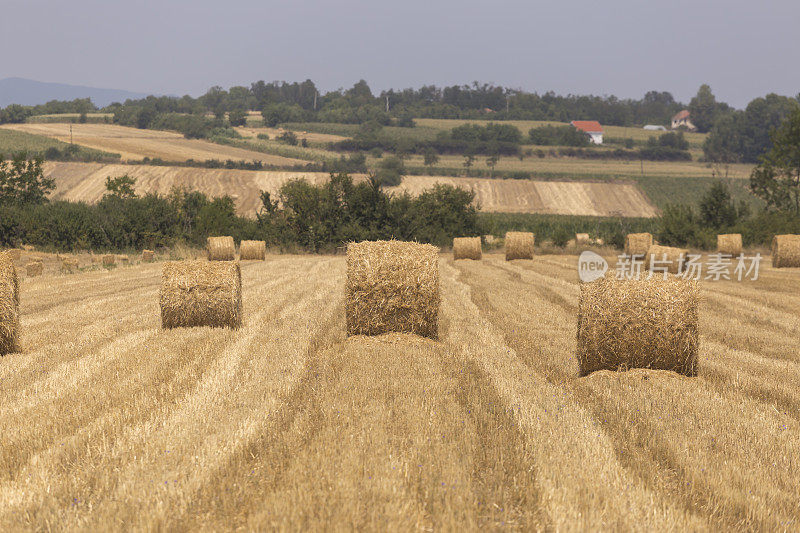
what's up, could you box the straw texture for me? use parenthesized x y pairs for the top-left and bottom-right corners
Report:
(646, 244), (687, 274)
(142, 250), (155, 262)
(60, 258), (79, 273)
(575, 233), (591, 245)
(625, 233), (654, 257)
(346, 240), (440, 339)
(239, 240), (266, 261)
(453, 237), (482, 260)
(771, 234), (800, 268)
(505, 232), (535, 260)
(26, 261), (43, 277)
(0, 251), (20, 355)
(717, 234), (743, 256)
(577, 275), (699, 377)
(207, 236), (235, 261)
(160, 261), (242, 329)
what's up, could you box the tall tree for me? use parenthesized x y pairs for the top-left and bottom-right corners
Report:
(750, 108), (800, 212)
(689, 84), (725, 133)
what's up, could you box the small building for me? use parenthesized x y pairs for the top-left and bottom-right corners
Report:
(571, 120), (604, 144)
(643, 125), (667, 131)
(671, 110), (696, 131)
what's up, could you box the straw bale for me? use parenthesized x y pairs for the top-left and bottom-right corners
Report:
(0, 251), (19, 355)
(239, 240), (266, 260)
(624, 233), (653, 257)
(505, 231), (535, 260)
(21, 245), (34, 251)
(453, 237), (482, 260)
(577, 275), (699, 377)
(116, 254), (130, 263)
(142, 250), (155, 262)
(575, 233), (591, 245)
(207, 236), (235, 261)
(26, 261), (43, 277)
(160, 261), (242, 329)
(102, 254), (115, 267)
(771, 234), (800, 268)
(61, 258), (79, 273)
(646, 244), (687, 274)
(346, 240), (439, 339)
(717, 234), (743, 256)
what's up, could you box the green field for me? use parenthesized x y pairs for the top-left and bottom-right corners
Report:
(0, 128), (120, 160)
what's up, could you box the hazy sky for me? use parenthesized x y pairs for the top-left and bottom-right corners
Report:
(2, 0), (798, 107)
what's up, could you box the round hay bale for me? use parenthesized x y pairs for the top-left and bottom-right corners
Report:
(60, 258), (79, 273)
(624, 233), (653, 257)
(716, 234), (743, 256)
(142, 250), (155, 262)
(160, 261), (242, 329)
(346, 240), (439, 339)
(505, 231), (535, 260)
(645, 244), (687, 274)
(577, 275), (699, 377)
(26, 261), (43, 277)
(575, 233), (591, 245)
(207, 236), (235, 261)
(453, 237), (481, 260)
(239, 240), (266, 261)
(0, 251), (20, 355)
(771, 234), (800, 268)
(102, 254), (115, 267)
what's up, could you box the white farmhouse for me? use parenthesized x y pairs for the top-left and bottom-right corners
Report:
(570, 120), (604, 144)
(671, 110), (696, 131)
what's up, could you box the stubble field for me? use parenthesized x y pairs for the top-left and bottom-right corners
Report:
(1, 252), (798, 530)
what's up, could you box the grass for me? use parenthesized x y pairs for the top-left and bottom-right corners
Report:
(27, 113), (114, 124)
(210, 135), (339, 163)
(283, 122), (441, 143)
(0, 128), (119, 160)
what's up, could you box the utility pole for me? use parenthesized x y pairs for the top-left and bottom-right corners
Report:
(70, 124), (73, 145)
(313, 91), (317, 110)
(385, 95), (389, 113)
(506, 95), (509, 113)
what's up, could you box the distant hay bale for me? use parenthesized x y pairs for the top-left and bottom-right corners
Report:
(772, 234), (800, 268)
(101, 254), (115, 267)
(239, 240), (266, 260)
(646, 244), (687, 274)
(60, 258), (79, 273)
(577, 275), (699, 377)
(505, 231), (535, 260)
(21, 245), (34, 252)
(142, 250), (155, 262)
(26, 261), (43, 277)
(575, 233), (591, 245)
(453, 237), (481, 260)
(160, 261), (242, 329)
(346, 240), (439, 339)
(5, 249), (21, 261)
(116, 254), (130, 263)
(624, 233), (653, 257)
(207, 236), (235, 261)
(0, 251), (20, 355)
(717, 234), (743, 256)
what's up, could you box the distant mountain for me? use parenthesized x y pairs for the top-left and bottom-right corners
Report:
(0, 78), (150, 108)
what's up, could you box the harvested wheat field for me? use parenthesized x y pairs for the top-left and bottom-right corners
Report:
(1, 123), (303, 165)
(0, 253), (799, 530)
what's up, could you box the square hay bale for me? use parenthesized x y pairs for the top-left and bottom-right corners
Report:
(239, 240), (266, 260)
(575, 233), (591, 245)
(453, 237), (482, 260)
(26, 261), (43, 277)
(505, 231), (535, 260)
(624, 233), (653, 257)
(142, 250), (155, 262)
(645, 244), (687, 274)
(61, 258), (79, 273)
(5, 249), (21, 261)
(207, 236), (235, 261)
(0, 252), (19, 355)
(717, 234), (743, 256)
(102, 254), (115, 267)
(577, 275), (699, 377)
(772, 234), (800, 268)
(116, 254), (130, 263)
(160, 261), (242, 329)
(346, 240), (439, 339)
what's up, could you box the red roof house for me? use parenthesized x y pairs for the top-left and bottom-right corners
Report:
(570, 120), (604, 144)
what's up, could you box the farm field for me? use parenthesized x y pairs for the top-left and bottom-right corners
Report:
(0, 252), (798, 530)
(1, 123), (304, 165)
(43, 161), (658, 217)
(0, 128), (118, 160)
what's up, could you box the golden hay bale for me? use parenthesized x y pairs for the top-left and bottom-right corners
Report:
(771, 235), (800, 268)
(505, 231), (535, 260)
(207, 236), (235, 261)
(21, 244), (35, 251)
(142, 250), (155, 262)
(102, 254), (115, 267)
(239, 240), (266, 260)
(346, 240), (439, 339)
(717, 234), (743, 256)
(452, 237), (482, 260)
(61, 258), (79, 273)
(160, 260), (242, 329)
(645, 244), (687, 274)
(575, 233), (591, 245)
(577, 275), (699, 377)
(624, 233), (653, 257)
(26, 261), (43, 277)
(0, 252), (20, 355)
(5, 249), (21, 261)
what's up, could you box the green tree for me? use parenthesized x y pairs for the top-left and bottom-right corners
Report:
(105, 175), (138, 199)
(376, 156), (405, 186)
(688, 84), (726, 133)
(486, 153), (500, 177)
(0, 153), (54, 206)
(699, 181), (738, 228)
(0, 104), (31, 124)
(228, 109), (247, 127)
(658, 203), (698, 247)
(423, 148), (439, 170)
(750, 107), (800, 212)
(463, 153), (475, 175)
